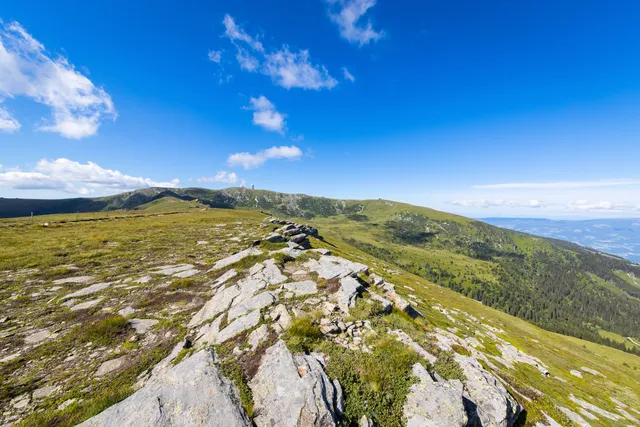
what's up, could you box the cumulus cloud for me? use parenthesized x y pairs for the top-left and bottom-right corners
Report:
(0, 158), (178, 195)
(227, 145), (302, 169)
(196, 171), (238, 184)
(326, 0), (385, 46)
(342, 67), (355, 82)
(473, 180), (640, 189)
(218, 15), (337, 90)
(236, 48), (259, 72)
(0, 21), (116, 139)
(0, 105), (20, 132)
(247, 95), (286, 133)
(263, 47), (337, 90)
(449, 199), (546, 209)
(207, 50), (222, 63)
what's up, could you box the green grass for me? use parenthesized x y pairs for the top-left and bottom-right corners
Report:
(319, 336), (420, 426)
(284, 315), (323, 354)
(82, 315), (132, 346)
(433, 351), (466, 381)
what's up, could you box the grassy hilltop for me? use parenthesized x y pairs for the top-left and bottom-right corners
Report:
(2, 187), (640, 354)
(0, 207), (638, 426)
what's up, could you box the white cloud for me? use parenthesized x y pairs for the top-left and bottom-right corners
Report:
(0, 105), (20, 132)
(219, 15), (337, 90)
(567, 200), (640, 212)
(236, 48), (259, 72)
(263, 47), (337, 90)
(208, 50), (222, 63)
(327, 0), (385, 46)
(473, 180), (640, 190)
(247, 95), (286, 133)
(0, 158), (178, 195)
(227, 145), (303, 169)
(450, 199), (546, 209)
(222, 14), (264, 52)
(196, 171), (238, 184)
(342, 67), (355, 82)
(0, 21), (116, 139)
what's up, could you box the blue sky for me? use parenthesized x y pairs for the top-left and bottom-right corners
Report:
(1, 0), (640, 218)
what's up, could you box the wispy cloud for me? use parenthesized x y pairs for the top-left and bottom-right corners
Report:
(450, 199), (546, 209)
(0, 106), (20, 132)
(207, 50), (222, 63)
(218, 14), (337, 90)
(196, 171), (238, 184)
(246, 95), (286, 134)
(473, 180), (640, 190)
(0, 21), (116, 139)
(326, 0), (385, 46)
(0, 158), (178, 195)
(342, 66), (355, 82)
(568, 200), (640, 212)
(227, 145), (303, 169)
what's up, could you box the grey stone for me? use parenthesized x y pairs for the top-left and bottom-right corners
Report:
(172, 268), (200, 278)
(227, 292), (276, 321)
(188, 285), (241, 328)
(404, 363), (467, 427)
(212, 269), (238, 289)
(304, 256), (368, 280)
(61, 282), (112, 300)
(79, 350), (251, 427)
(32, 385), (58, 400)
(368, 290), (392, 313)
(558, 407), (591, 427)
(249, 341), (341, 427)
(251, 259), (287, 285)
(134, 275), (152, 284)
(95, 356), (127, 377)
(24, 329), (52, 345)
(283, 280), (318, 296)
(118, 306), (136, 317)
(265, 233), (286, 243)
(270, 304), (292, 330)
(248, 324), (269, 350)
(337, 276), (363, 312)
(53, 276), (94, 285)
(70, 297), (103, 311)
(129, 319), (159, 334)
(152, 264), (195, 276)
(455, 354), (521, 427)
(211, 247), (262, 270)
(390, 330), (437, 364)
(215, 310), (261, 344)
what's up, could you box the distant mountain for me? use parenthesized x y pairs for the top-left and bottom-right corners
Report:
(2, 187), (640, 352)
(482, 218), (640, 263)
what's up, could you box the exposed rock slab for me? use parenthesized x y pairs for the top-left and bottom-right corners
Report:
(455, 354), (521, 427)
(79, 350), (251, 427)
(404, 363), (468, 427)
(188, 285), (241, 328)
(227, 292), (276, 322)
(70, 298), (103, 311)
(283, 280), (318, 296)
(53, 276), (94, 285)
(129, 318), (159, 334)
(213, 269), (238, 289)
(337, 276), (363, 313)
(61, 282), (112, 300)
(249, 340), (341, 427)
(95, 356), (126, 377)
(151, 264), (195, 276)
(212, 248), (262, 270)
(215, 310), (261, 344)
(390, 330), (437, 364)
(304, 256), (368, 280)
(558, 407), (591, 427)
(251, 259), (287, 285)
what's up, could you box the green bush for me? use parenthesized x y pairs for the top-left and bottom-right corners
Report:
(285, 315), (323, 353)
(82, 315), (131, 346)
(321, 336), (420, 426)
(433, 351), (466, 381)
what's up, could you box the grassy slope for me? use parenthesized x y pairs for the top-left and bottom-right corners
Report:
(0, 209), (638, 426)
(312, 232), (640, 426)
(135, 196), (209, 213)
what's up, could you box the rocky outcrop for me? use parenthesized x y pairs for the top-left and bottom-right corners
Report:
(455, 354), (521, 427)
(79, 350), (251, 427)
(249, 340), (343, 427)
(404, 363), (468, 427)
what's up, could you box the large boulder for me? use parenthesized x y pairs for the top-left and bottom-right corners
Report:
(249, 340), (343, 427)
(337, 276), (363, 313)
(404, 363), (468, 427)
(455, 355), (521, 427)
(78, 350), (251, 427)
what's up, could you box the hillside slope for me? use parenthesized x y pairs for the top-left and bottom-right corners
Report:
(1, 210), (639, 427)
(3, 187), (640, 353)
